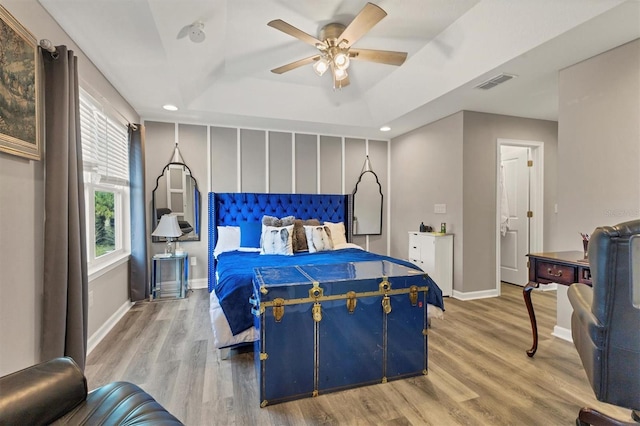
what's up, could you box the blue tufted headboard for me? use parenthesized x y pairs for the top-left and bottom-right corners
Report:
(208, 192), (353, 291)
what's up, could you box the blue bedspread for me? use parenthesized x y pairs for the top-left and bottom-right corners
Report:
(214, 248), (445, 335)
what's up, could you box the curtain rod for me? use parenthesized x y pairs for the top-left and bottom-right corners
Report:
(38, 39), (137, 130)
(39, 39), (57, 54)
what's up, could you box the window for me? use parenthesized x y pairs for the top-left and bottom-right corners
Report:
(79, 89), (130, 272)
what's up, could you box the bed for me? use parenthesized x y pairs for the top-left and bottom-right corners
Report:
(208, 192), (445, 349)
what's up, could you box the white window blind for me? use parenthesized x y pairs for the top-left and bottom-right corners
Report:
(79, 90), (129, 186)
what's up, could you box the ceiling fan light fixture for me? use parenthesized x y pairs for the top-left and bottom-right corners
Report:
(313, 57), (329, 76)
(333, 50), (350, 70)
(333, 67), (348, 81)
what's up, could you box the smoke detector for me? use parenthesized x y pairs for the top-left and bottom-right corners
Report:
(177, 21), (206, 43)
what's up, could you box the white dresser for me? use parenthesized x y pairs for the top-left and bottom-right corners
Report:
(408, 232), (453, 297)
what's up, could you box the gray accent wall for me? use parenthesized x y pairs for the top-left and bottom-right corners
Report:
(554, 39), (640, 249)
(320, 136), (342, 193)
(144, 122), (391, 259)
(241, 129), (266, 192)
(295, 134), (318, 193)
(269, 132), (292, 193)
(367, 140), (388, 254)
(210, 127), (237, 192)
(145, 122), (209, 286)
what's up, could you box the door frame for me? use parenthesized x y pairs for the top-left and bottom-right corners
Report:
(495, 138), (544, 295)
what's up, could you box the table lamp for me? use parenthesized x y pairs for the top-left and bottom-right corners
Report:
(152, 214), (182, 255)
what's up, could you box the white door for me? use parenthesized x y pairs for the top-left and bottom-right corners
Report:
(500, 146), (530, 286)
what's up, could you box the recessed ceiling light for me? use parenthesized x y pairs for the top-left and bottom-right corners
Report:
(380, 126), (391, 132)
(163, 104), (178, 111)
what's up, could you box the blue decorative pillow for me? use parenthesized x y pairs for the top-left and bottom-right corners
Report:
(239, 221), (262, 248)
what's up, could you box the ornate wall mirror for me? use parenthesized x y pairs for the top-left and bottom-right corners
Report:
(352, 156), (383, 235)
(152, 144), (201, 242)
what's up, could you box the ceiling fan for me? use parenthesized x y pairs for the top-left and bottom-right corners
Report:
(268, 2), (407, 89)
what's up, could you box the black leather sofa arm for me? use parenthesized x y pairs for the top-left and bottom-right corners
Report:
(0, 357), (87, 426)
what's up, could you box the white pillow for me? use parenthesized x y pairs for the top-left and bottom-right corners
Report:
(261, 225), (294, 255)
(214, 226), (240, 258)
(323, 221), (347, 246)
(304, 225), (334, 253)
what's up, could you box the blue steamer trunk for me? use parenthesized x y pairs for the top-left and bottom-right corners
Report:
(252, 260), (429, 407)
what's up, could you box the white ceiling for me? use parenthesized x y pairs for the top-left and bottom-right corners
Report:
(39, 0), (640, 139)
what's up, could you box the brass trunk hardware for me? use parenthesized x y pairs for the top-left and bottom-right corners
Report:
(309, 282), (324, 299)
(260, 286), (269, 295)
(260, 352), (269, 360)
(382, 295), (392, 314)
(346, 291), (357, 313)
(273, 298), (285, 322)
(312, 303), (322, 322)
(379, 277), (391, 293)
(312, 390), (318, 397)
(381, 377), (387, 383)
(409, 285), (418, 306)
(422, 329), (428, 336)
(423, 369), (428, 375)
(260, 400), (268, 408)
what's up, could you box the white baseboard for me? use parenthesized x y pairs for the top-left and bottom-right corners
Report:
(87, 300), (134, 355)
(536, 283), (558, 292)
(189, 278), (207, 290)
(452, 288), (500, 300)
(552, 326), (572, 342)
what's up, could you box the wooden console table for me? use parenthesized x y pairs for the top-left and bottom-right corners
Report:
(524, 251), (591, 357)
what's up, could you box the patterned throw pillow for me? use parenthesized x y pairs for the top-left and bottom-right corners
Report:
(261, 225), (294, 255)
(304, 225), (334, 253)
(323, 221), (347, 247)
(292, 219), (320, 252)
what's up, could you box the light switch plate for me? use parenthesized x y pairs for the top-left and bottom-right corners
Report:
(190, 256), (197, 266)
(434, 204), (447, 214)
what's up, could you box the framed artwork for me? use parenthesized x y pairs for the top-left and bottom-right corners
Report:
(0, 5), (42, 161)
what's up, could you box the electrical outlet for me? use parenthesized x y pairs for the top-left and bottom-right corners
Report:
(89, 291), (94, 307)
(434, 204), (447, 214)
(190, 256), (197, 266)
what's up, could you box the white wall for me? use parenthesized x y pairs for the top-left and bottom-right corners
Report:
(390, 112), (464, 291)
(462, 112), (558, 294)
(554, 39), (640, 248)
(390, 111), (558, 295)
(0, 1), (139, 376)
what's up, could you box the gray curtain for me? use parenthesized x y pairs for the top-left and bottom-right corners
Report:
(129, 124), (148, 301)
(41, 46), (88, 371)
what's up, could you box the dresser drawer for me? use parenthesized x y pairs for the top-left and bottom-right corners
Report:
(536, 261), (577, 285)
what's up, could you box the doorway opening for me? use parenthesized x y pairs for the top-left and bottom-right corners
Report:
(495, 139), (544, 295)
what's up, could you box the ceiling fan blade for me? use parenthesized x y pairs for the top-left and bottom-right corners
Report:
(268, 19), (323, 47)
(338, 2), (387, 47)
(349, 48), (407, 66)
(271, 55), (320, 74)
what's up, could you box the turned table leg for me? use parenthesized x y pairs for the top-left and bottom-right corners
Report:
(523, 281), (539, 357)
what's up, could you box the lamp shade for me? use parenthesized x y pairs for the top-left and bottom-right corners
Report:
(152, 214), (182, 238)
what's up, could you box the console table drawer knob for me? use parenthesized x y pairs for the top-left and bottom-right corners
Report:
(547, 268), (562, 277)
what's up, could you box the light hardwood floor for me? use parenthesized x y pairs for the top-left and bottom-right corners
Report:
(85, 284), (631, 425)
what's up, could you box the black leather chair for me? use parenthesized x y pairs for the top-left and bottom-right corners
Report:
(0, 357), (183, 425)
(568, 219), (640, 426)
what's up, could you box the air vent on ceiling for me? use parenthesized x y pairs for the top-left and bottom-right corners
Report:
(474, 73), (517, 90)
